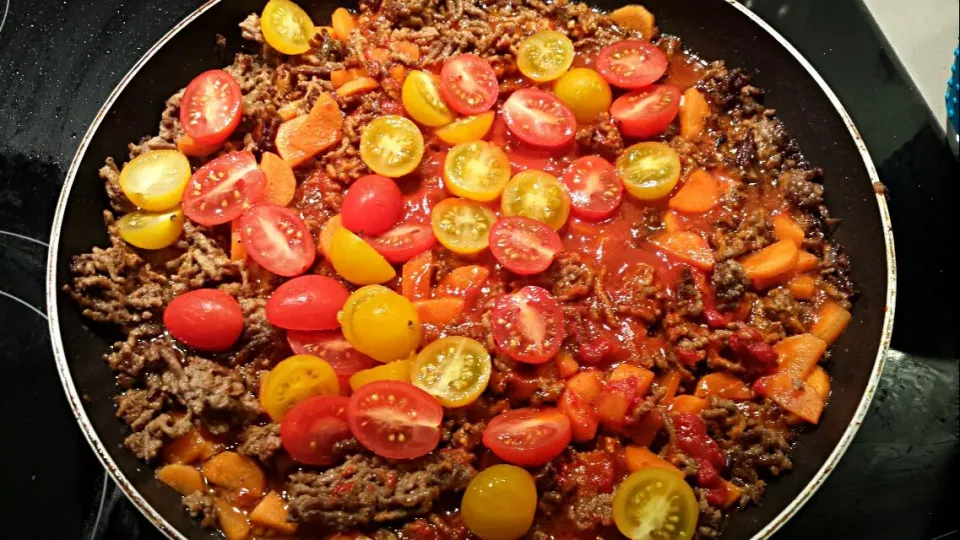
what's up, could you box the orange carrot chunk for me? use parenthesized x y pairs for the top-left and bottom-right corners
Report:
(559, 370), (603, 442)
(555, 350), (580, 378)
(250, 491), (298, 534)
(401, 250), (434, 301)
(651, 231), (715, 271)
(157, 464), (205, 495)
(694, 372), (754, 400)
(331, 8), (357, 41)
(772, 214), (805, 246)
(260, 151), (297, 207)
(610, 5), (656, 39)
(201, 452), (266, 499)
(669, 169), (720, 214)
(668, 394), (709, 415)
(754, 372), (825, 424)
(794, 251), (818, 272)
(162, 429), (219, 464)
(787, 274), (816, 300)
(740, 239), (799, 280)
(318, 215), (342, 259)
(336, 76), (380, 98)
(414, 297), (466, 325)
(805, 366), (831, 402)
(214, 498), (252, 540)
(275, 92), (343, 168)
(625, 445), (684, 477)
(773, 333), (827, 378)
(679, 87), (710, 140)
(810, 300), (852, 345)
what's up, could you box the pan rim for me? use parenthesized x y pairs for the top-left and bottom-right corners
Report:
(45, 1), (897, 539)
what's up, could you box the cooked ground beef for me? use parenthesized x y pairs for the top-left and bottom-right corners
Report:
(575, 112), (624, 160)
(238, 423), (283, 463)
(160, 357), (260, 435)
(711, 259), (749, 306)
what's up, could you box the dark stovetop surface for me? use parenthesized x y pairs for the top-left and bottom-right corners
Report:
(1, 0), (957, 538)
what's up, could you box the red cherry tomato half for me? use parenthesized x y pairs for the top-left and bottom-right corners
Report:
(281, 395), (352, 466)
(595, 40), (668, 89)
(180, 69), (243, 145)
(491, 285), (564, 364)
(182, 151), (266, 226)
(482, 407), (572, 466)
(366, 221), (436, 263)
(561, 155), (623, 220)
(341, 175), (404, 236)
(610, 84), (682, 139)
(502, 88), (577, 149)
(164, 289), (243, 351)
(489, 216), (563, 275)
(266, 275), (349, 331)
(286, 329), (380, 377)
(439, 54), (499, 116)
(238, 203), (316, 277)
(347, 380), (443, 459)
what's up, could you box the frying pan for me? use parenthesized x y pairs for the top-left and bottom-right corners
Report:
(45, 0), (896, 538)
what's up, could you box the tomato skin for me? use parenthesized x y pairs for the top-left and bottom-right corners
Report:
(266, 275), (349, 331)
(461, 465), (538, 540)
(360, 115), (425, 178)
(164, 289), (244, 351)
(561, 155), (623, 220)
(117, 207), (185, 250)
(491, 286), (564, 364)
(180, 70), (243, 145)
(366, 221), (437, 264)
(431, 198), (497, 255)
(616, 142), (682, 201)
(261, 0), (315, 55)
(502, 88), (577, 149)
(281, 395), (352, 466)
(489, 216), (563, 275)
(261, 355), (341, 421)
(239, 203), (316, 277)
(182, 151), (267, 226)
(439, 54), (499, 115)
(596, 40), (668, 89)
(287, 330), (380, 377)
(483, 407), (572, 466)
(610, 84), (682, 139)
(553, 68), (613, 123)
(347, 380), (443, 459)
(517, 31), (575, 82)
(341, 175), (403, 236)
(612, 468), (699, 540)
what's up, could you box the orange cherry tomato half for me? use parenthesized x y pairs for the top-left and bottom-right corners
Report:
(180, 69), (243, 145)
(287, 329), (381, 378)
(491, 285), (564, 364)
(266, 275), (349, 331)
(596, 40), (668, 89)
(164, 289), (244, 352)
(610, 84), (682, 139)
(281, 395), (352, 466)
(482, 407), (572, 466)
(561, 155), (623, 220)
(182, 151), (266, 226)
(439, 54), (499, 115)
(346, 380), (443, 459)
(501, 88), (577, 149)
(489, 216), (562, 275)
(239, 203), (316, 276)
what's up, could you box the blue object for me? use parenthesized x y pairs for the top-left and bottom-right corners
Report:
(948, 46), (959, 153)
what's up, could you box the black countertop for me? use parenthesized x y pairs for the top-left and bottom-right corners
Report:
(0, 0), (957, 538)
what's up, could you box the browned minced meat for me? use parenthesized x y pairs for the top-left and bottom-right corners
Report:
(237, 423), (283, 463)
(574, 112), (624, 161)
(286, 448), (476, 529)
(711, 259), (750, 306)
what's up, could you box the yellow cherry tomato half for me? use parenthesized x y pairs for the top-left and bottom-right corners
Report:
(434, 111), (496, 145)
(462, 464), (538, 540)
(260, 355), (340, 421)
(339, 285), (421, 363)
(360, 115), (425, 178)
(412, 336), (491, 407)
(430, 198), (497, 255)
(348, 358), (413, 392)
(501, 170), (571, 230)
(517, 30), (575, 82)
(553, 68), (613, 123)
(443, 141), (511, 202)
(613, 468), (698, 540)
(402, 70), (456, 128)
(261, 0), (315, 55)
(329, 226), (397, 285)
(117, 207), (185, 250)
(616, 141), (681, 200)
(118, 149), (192, 211)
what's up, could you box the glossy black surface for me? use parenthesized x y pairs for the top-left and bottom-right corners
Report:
(0, 1), (956, 539)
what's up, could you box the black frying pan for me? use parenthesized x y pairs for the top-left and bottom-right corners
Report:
(46, 0), (896, 538)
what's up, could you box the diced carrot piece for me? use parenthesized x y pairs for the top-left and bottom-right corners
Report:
(773, 333), (827, 378)
(595, 392), (631, 430)
(277, 101), (302, 121)
(436, 265), (490, 305)
(663, 211), (684, 232)
(772, 214), (805, 246)
(740, 240), (799, 280)
(794, 251), (818, 272)
(401, 250), (434, 301)
(810, 300), (851, 345)
(250, 491), (297, 534)
(176, 134), (220, 157)
(610, 5), (656, 39)
(625, 446), (684, 477)
(653, 371), (682, 403)
(669, 394), (708, 415)
(260, 151), (297, 207)
(559, 370), (603, 442)
(722, 480), (743, 508)
(787, 274), (816, 300)
(555, 350), (580, 378)
(276, 92), (343, 168)
(157, 464), (205, 495)
(318, 215), (342, 259)
(651, 231), (715, 271)
(625, 410), (663, 447)
(214, 498), (252, 540)
(694, 372), (754, 401)
(229, 220), (247, 262)
(162, 429), (219, 464)
(754, 372), (825, 424)
(389, 64), (407, 83)
(201, 452), (266, 498)
(608, 363), (655, 397)
(669, 169), (720, 214)
(413, 297), (465, 325)
(331, 8), (356, 41)
(336, 76), (379, 98)
(679, 88), (710, 141)
(390, 41), (420, 61)
(330, 68), (367, 88)
(805, 366), (831, 402)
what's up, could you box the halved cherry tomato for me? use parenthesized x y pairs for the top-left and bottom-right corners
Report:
(180, 70), (242, 146)
(489, 216), (562, 275)
(329, 226), (396, 285)
(612, 468), (698, 540)
(439, 54), (499, 115)
(341, 175), (403, 236)
(266, 275), (349, 331)
(182, 151), (266, 226)
(348, 358), (413, 391)
(318, 214), (341, 259)
(443, 141), (511, 202)
(411, 336), (492, 407)
(360, 115), (425, 178)
(117, 207), (185, 250)
(431, 198), (497, 255)
(616, 142), (681, 200)
(461, 465), (538, 540)
(261, 0), (315, 55)
(164, 289), (244, 352)
(261, 355), (340, 421)
(118, 150), (192, 211)
(561, 156), (623, 220)
(482, 407), (572, 466)
(287, 330), (380, 377)
(435, 112), (496, 145)
(596, 40), (668, 89)
(346, 380), (443, 459)
(502, 88), (577, 149)
(280, 395), (351, 466)
(517, 31), (575, 82)
(610, 84), (681, 138)
(239, 203), (316, 276)
(491, 286), (564, 364)
(339, 285), (421, 363)
(366, 221), (436, 263)
(501, 170), (571, 230)
(553, 68), (613, 123)
(402, 70), (455, 127)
